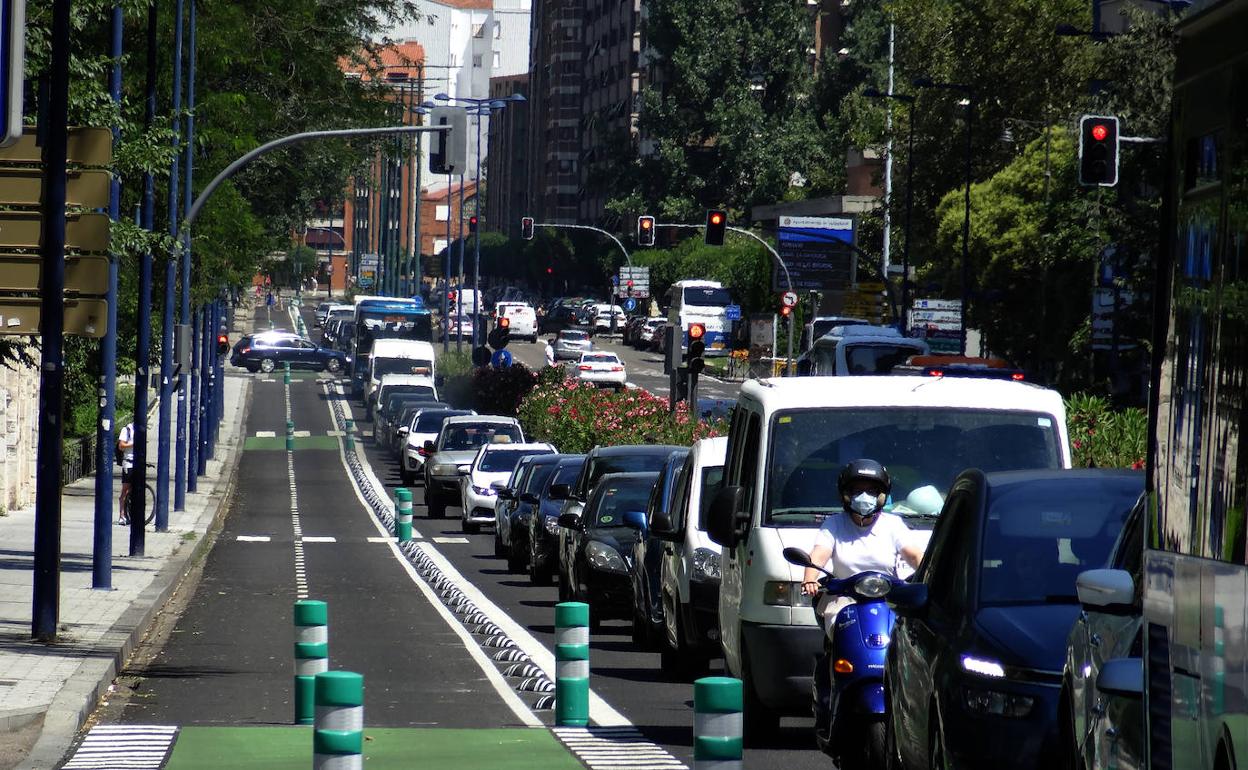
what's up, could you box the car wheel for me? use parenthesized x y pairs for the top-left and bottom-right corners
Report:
(426, 490), (444, 519)
(558, 569), (570, 602)
(506, 540), (525, 573)
(493, 530), (506, 559)
(260, 358), (276, 373)
(530, 548), (551, 586)
(325, 358), (341, 373)
(400, 469), (413, 486)
(462, 519), (480, 535)
(631, 610), (650, 649)
(1059, 687), (1085, 770)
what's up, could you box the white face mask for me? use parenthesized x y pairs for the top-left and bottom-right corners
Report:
(850, 492), (879, 518)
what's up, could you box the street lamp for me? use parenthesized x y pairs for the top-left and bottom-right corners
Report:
(912, 76), (975, 355)
(862, 86), (917, 334)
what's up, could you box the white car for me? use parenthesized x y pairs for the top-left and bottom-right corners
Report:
(592, 303), (627, 333)
(494, 302), (538, 342)
(400, 407), (476, 485)
(573, 351), (627, 389)
(460, 442), (557, 534)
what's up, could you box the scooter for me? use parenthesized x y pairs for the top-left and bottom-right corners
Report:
(782, 547), (902, 770)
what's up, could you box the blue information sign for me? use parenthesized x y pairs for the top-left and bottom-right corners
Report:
(724, 304), (741, 321)
(490, 349), (513, 369)
(774, 215), (856, 292)
(622, 298), (637, 312)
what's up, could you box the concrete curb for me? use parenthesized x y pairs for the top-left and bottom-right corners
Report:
(17, 374), (254, 770)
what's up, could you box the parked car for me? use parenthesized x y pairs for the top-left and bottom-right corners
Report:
(494, 302), (539, 343)
(460, 441), (555, 534)
(592, 303), (627, 334)
(1062, 494), (1146, 770)
(528, 456), (587, 585)
(230, 330), (300, 368)
(885, 469), (1142, 770)
(628, 449), (690, 649)
(235, 335), (347, 374)
(400, 408), (476, 485)
(573, 352), (627, 390)
(496, 453), (569, 572)
(422, 416), (525, 519)
(553, 329), (593, 361)
(558, 472), (659, 628)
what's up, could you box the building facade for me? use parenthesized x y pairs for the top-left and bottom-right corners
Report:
(484, 74), (530, 239)
(577, 0), (641, 223)
(525, 0), (583, 224)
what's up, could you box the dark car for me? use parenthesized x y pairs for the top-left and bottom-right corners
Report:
(558, 472), (659, 628)
(628, 449), (689, 649)
(235, 335), (347, 374)
(540, 305), (593, 335)
(230, 331), (299, 367)
(496, 454), (570, 573)
(528, 456), (587, 585)
(374, 392), (443, 448)
(550, 444), (683, 602)
(885, 469), (1142, 770)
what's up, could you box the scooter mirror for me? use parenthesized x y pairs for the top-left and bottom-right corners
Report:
(782, 547), (815, 568)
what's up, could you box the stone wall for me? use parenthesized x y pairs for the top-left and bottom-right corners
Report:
(0, 359), (39, 514)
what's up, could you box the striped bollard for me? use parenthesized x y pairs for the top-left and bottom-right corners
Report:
(293, 600), (329, 725)
(314, 671), (364, 770)
(344, 419), (354, 449)
(395, 488), (413, 542)
(554, 601), (590, 726)
(284, 361), (291, 383)
(693, 677), (743, 770)
(286, 419), (296, 451)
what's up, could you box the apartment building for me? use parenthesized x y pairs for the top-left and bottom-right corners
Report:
(525, 0), (583, 224)
(484, 74), (530, 239)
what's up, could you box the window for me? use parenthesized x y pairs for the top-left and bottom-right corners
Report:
(433, 238), (448, 254)
(493, 51), (501, 68)
(449, 53), (459, 67)
(473, 54), (483, 68)
(472, 23), (485, 37)
(667, 459), (693, 530)
(494, 23), (502, 39)
(435, 205), (449, 222)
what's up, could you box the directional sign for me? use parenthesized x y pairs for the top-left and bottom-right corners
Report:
(781, 291), (798, 308)
(1, 0), (27, 148)
(724, 304), (742, 321)
(0, 253), (109, 294)
(0, 168), (110, 206)
(490, 349), (513, 369)
(0, 297), (108, 337)
(0, 211), (109, 251)
(622, 297), (637, 312)
(0, 126), (112, 164)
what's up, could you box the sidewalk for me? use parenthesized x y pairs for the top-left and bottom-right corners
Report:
(0, 310), (254, 770)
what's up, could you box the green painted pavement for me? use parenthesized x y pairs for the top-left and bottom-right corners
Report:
(244, 436), (341, 451)
(165, 727), (584, 769)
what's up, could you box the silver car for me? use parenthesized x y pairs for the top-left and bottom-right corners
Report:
(554, 329), (593, 361)
(421, 416), (525, 519)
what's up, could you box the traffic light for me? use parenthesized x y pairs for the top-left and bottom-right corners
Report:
(705, 209), (727, 246)
(521, 216), (535, 240)
(1079, 115), (1120, 187)
(686, 323), (706, 375)
(488, 316), (511, 350)
(468, 215), (479, 233)
(779, 305), (793, 325)
(637, 215), (656, 247)
(216, 333), (229, 356)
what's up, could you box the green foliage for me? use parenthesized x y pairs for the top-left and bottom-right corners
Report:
(439, 363), (540, 417)
(1065, 393), (1146, 470)
(632, 235), (773, 313)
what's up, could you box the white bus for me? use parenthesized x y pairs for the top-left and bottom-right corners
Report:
(666, 279), (734, 356)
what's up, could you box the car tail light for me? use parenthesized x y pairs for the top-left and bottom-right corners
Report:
(927, 369), (943, 377)
(1011, 372), (1025, 381)
(610, 365), (623, 371)
(578, 364), (592, 371)
(241, 347), (250, 354)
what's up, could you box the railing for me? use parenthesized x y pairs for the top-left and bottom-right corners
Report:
(61, 434), (98, 487)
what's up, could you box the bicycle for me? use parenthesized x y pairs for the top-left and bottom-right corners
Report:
(119, 463), (157, 526)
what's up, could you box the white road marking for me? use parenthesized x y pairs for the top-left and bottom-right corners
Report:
(366, 536), (394, 543)
(293, 430), (312, 438)
(61, 725), (179, 769)
(236, 535), (271, 542)
(286, 379), (308, 600)
(301, 536), (336, 543)
(552, 727), (686, 769)
(255, 430), (276, 438)
(326, 430), (344, 436)
(431, 536), (470, 544)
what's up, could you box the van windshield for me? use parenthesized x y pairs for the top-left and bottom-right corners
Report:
(683, 287), (732, 307)
(764, 408), (1062, 527)
(375, 358), (434, 378)
(844, 344), (922, 375)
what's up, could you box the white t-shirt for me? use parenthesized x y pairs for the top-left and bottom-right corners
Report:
(118, 423), (135, 471)
(812, 511), (912, 579)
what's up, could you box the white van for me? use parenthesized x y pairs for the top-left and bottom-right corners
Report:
(371, 374), (439, 424)
(704, 376), (1071, 734)
(365, 339), (436, 410)
(495, 302), (538, 342)
(650, 436), (728, 671)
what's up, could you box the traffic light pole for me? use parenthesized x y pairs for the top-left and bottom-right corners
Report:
(530, 222), (633, 267)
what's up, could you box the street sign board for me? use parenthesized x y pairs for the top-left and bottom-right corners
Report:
(0, 253), (109, 294)
(0, 211), (109, 251)
(622, 297), (637, 312)
(912, 298), (962, 311)
(781, 291), (798, 308)
(724, 304), (741, 321)
(909, 298), (962, 354)
(0, 126), (112, 164)
(775, 215), (855, 292)
(617, 266), (649, 297)
(0, 168), (110, 206)
(1, 0), (26, 148)
(0, 297), (107, 337)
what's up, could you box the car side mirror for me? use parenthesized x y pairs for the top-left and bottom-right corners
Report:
(887, 583), (929, 617)
(548, 483), (571, 501)
(706, 485), (746, 549)
(1096, 658), (1143, 700)
(1076, 569), (1136, 614)
(621, 510), (647, 532)
(649, 508), (680, 541)
(423, 440), (436, 453)
(398, 426), (409, 436)
(557, 513), (581, 529)
(520, 492), (540, 505)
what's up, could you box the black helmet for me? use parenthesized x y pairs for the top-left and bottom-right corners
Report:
(838, 459), (892, 510)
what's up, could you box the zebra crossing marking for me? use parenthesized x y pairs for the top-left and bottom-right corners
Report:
(62, 725), (179, 769)
(552, 726), (686, 770)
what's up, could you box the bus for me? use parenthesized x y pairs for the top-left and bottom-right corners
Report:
(349, 297), (434, 396)
(1145, 3), (1247, 768)
(665, 279), (733, 356)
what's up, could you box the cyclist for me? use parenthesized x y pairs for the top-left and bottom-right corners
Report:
(117, 421), (135, 525)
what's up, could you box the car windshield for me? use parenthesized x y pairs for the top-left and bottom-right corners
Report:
(383, 386), (435, 407)
(523, 463), (558, 493)
(582, 354), (618, 364)
(414, 410), (467, 432)
(587, 453), (674, 489)
(696, 465), (725, 531)
(978, 479), (1140, 606)
(442, 423), (523, 451)
(765, 408), (1063, 527)
(375, 358), (433, 378)
(548, 461), (585, 490)
(844, 343), (924, 375)
(589, 477), (656, 527)
(561, 331), (589, 341)
(481, 449), (550, 473)
(683, 287), (733, 307)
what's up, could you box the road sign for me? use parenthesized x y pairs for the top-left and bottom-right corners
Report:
(0, 253), (109, 294)
(0, 297), (107, 337)
(0, 211), (109, 251)
(1, 0), (26, 148)
(617, 266), (649, 298)
(0, 126), (112, 165)
(0, 167), (110, 206)
(725, 304), (741, 321)
(490, 349), (513, 369)
(775, 215), (856, 291)
(780, 291), (797, 308)
(622, 297), (637, 312)
(912, 298), (962, 311)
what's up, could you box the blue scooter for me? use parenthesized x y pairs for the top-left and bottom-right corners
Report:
(782, 547), (902, 770)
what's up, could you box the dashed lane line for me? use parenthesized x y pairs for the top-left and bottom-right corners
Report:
(301, 536), (337, 543)
(236, 535), (271, 542)
(431, 536), (470, 544)
(286, 377), (308, 601)
(254, 430), (276, 438)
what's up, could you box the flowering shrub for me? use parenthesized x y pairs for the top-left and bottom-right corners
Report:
(1065, 393), (1146, 470)
(518, 370), (725, 453)
(441, 363), (540, 416)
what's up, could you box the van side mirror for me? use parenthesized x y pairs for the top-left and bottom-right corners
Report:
(621, 510), (647, 531)
(707, 485), (746, 549)
(557, 513), (581, 529)
(548, 483), (571, 501)
(1076, 569), (1136, 615)
(649, 508), (679, 541)
(1096, 658), (1143, 699)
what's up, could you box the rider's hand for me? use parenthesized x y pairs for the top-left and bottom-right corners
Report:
(800, 580), (821, 597)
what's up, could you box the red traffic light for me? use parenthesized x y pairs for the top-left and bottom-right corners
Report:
(1091, 124), (1108, 142)
(448, 290), (457, 301)
(689, 323), (706, 340)
(546, 266), (553, 275)
(780, 305), (792, 317)
(710, 212), (723, 225)
(499, 317), (510, 328)
(216, 334), (227, 344)
(468, 215), (479, 233)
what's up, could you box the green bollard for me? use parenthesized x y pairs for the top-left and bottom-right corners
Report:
(395, 488), (413, 542)
(286, 419), (295, 451)
(313, 671), (364, 770)
(344, 419), (354, 449)
(554, 601), (590, 726)
(293, 600), (328, 725)
(693, 676), (743, 770)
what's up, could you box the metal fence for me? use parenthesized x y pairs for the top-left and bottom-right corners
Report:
(62, 434), (99, 487)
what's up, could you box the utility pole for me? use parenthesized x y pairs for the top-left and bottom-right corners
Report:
(184, 0), (198, 490)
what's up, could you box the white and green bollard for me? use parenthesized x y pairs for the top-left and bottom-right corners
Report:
(395, 488), (413, 542)
(314, 670), (364, 770)
(286, 419), (296, 451)
(284, 361), (291, 384)
(554, 601), (590, 726)
(344, 419), (354, 449)
(293, 600), (329, 725)
(693, 676), (743, 770)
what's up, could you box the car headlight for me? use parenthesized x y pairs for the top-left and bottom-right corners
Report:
(585, 541), (627, 574)
(472, 485), (496, 496)
(430, 463), (459, 476)
(544, 516), (561, 534)
(960, 654), (1007, 679)
(691, 547), (721, 583)
(763, 581), (805, 607)
(962, 687), (1034, 718)
(854, 574), (892, 599)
